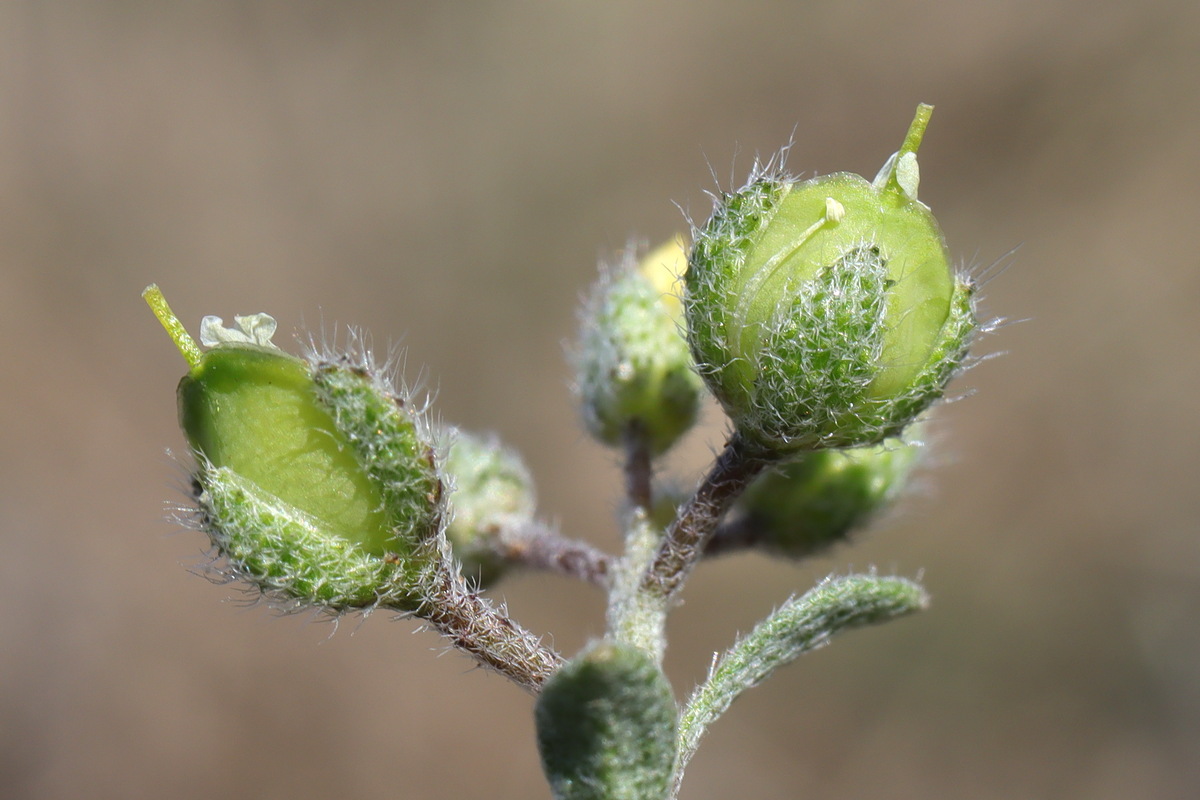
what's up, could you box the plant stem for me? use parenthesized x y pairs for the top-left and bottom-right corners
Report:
(606, 510), (668, 663)
(412, 549), (564, 693)
(641, 434), (772, 602)
(491, 520), (612, 588)
(483, 514), (795, 585)
(606, 422), (668, 661)
(624, 421), (654, 513)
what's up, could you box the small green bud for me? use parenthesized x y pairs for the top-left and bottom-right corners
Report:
(734, 433), (921, 559)
(575, 239), (704, 455)
(442, 428), (536, 584)
(145, 286), (440, 609)
(536, 641), (678, 800)
(686, 105), (974, 452)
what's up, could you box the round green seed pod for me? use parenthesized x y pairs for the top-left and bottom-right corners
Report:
(442, 428), (536, 585)
(575, 239), (704, 456)
(733, 434), (921, 559)
(145, 289), (442, 611)
(686, 105), (974, 453)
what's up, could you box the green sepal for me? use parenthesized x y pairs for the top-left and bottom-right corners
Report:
(536, 641), (678, 800)
(310, 361), (442, 555)
(881, 275), (975, 432)
(750, 244), (891, 449)
(199, 465), (424, 611)
(686, 177), (787, 423)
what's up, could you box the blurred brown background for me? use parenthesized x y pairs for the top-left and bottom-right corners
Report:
(2, 2), (1198, 798)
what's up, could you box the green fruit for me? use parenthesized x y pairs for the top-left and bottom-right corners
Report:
(735, 434), (921, 559)
(179, 345), (400, 557)
(145, 286), (440, 609)
(686, 105), (974, 452)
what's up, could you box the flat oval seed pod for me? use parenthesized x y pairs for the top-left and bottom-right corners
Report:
(179, 345), (399, 557)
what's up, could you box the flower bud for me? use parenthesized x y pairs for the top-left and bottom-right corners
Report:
(536, 640), (678, 800)
(733, 433), (921, 559)
(145, 286), (440, 609)
(574, 238), (703, 455)
(442, 428), (536, 585)
(686, 105), (974, 452)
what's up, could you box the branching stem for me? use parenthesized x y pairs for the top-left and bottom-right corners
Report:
(490, 520), (612, 588)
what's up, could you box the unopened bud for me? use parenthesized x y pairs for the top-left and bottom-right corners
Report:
(735, 434), (922, 559)
(443, 428), (536, 585)
(536, 640), (678, 800)
(575, 239), (703, 455)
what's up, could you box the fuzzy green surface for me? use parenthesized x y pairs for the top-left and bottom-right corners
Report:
(577, 267), (702, 455)
(882, 276), (975, 428)
(729, 174), (953, 400)
(443, 429), (535, 584)
(537, 641), (678, 800)
(687, 173), (971, 451)
(179, 346), (396, 556)
(686, 178), (785, 417)
(754, 245), (890, 447)
(200, 466), (421, 610)
(738, 437), (920, 557)
(310, 363), (441, 554)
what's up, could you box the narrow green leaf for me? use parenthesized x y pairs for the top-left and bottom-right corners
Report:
(676, 574), (927, 783)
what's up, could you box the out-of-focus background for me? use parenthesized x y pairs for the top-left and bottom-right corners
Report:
(2, 2), (1198, 798)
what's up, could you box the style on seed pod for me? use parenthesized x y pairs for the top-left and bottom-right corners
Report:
(144, 285), (442, 610)
(686, 104), (975, 453)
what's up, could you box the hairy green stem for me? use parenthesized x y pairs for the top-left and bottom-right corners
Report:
(606, 510), (668, 663)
